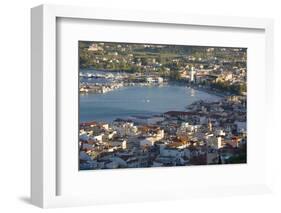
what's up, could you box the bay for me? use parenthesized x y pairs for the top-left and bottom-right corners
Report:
(79, 84), (221, 122)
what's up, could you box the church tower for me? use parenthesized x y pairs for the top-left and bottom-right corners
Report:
(190, 66), (196, 83)
(208, 119), (212, 132)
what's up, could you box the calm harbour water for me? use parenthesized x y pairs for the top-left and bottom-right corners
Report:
(79, 84), (220, 122)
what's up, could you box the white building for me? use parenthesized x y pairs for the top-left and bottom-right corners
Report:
(100, 123), (109, 130)
(157, 77), (164, 83)
(113, 122), (138, 136)
(105, 131), (117, 140)
(224, 73), (233, 81)
(92, 133), (104, 143)
(110, 139), (127, 150)
(146, 77), (154, 83)
(177, 122), (198, 134)
(154, 129), (164, 140)
(140, 137), (156, 147)
(215, 129), (226, 137)
(139, 129), (164, 147)
(207, 135), (223, 149)
(190, 66), (196, 82)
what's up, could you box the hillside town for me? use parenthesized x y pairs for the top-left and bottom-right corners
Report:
(79, 95), (246, 169)
(79, 42), (247, 170)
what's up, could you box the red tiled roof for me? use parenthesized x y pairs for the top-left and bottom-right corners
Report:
(80, 121), (97, 126)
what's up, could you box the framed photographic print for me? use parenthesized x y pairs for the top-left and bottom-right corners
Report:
(78, 41), (247, 170)
(31, 4), (274, 208)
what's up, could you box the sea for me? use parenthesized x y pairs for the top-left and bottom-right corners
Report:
(79, 70), (221, 122)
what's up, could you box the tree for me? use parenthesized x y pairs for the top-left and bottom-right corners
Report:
(169, 70), (181, 80)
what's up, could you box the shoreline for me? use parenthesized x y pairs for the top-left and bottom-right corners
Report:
(79, 68), (235, 98)
(80, 80), (226, 99)
(188, 85), (228, 98)
(79, 84), (226, 124)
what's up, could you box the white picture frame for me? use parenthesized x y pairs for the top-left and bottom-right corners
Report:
(31, 4), (274, 208)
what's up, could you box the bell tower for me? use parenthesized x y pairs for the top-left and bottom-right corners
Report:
(208, 119), (212, 132)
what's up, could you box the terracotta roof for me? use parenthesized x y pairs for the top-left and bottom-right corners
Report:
(80, 121), (97, 127)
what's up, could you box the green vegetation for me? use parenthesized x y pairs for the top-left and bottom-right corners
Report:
(169, 70), (181, 80)
(79, 42), (246, 71)
(79, 41), (247, 95)
(210, 81), (246, 95)
(226, 153), (247, 164)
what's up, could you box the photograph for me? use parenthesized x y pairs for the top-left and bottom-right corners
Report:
(78, 41), (247, 170)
